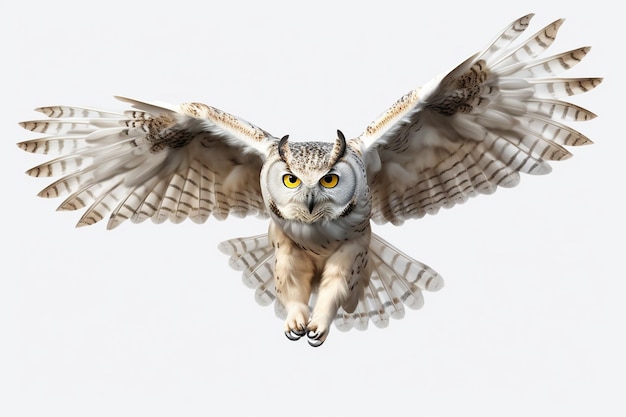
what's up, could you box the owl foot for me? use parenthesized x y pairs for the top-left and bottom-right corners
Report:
(305, 318), (330, 347)
(283, 302), (310, 342)
(306, 330), (326, 347)
(284, 328), (306, 341)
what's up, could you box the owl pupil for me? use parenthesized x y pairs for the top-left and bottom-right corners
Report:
(282, 174), (301, 188)
(324, 175), (332, 182)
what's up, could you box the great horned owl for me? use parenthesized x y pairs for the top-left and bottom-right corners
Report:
(18, 14), (601, 346)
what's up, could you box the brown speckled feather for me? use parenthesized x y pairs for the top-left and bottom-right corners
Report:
(357, 14), (601, 225)
(19, 97), (276, 228)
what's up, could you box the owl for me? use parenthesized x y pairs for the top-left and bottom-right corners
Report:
(19, 14), (601, 346)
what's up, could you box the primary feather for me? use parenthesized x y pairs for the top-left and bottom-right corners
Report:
(358, 14), (601, 225)
(19, 98), (276, 228)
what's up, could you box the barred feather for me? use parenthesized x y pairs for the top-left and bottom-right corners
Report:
(19, 97), (275, 228)
(219, 233), (443, 332)
(360, 14), (601, 225)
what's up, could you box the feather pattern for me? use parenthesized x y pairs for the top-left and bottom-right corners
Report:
(219, 233), (443, 332)
(18, 14), (600, 347)
(19, 97), (277, 228)
(357, 13), (601, 225)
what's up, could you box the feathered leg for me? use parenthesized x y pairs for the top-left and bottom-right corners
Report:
(268, 222), (316, 341)
(307, 231), (371, 347)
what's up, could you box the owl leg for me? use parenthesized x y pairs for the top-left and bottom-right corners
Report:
(276, 256), (315, 341)
(306, 280), (344, 347)
(271, 229), (316, 341)
(307, 240), (368, 347)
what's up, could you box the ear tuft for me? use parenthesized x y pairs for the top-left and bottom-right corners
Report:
(278, 135), (290, 161)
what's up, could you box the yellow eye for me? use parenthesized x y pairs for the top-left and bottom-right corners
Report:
(282, 174), (301, 188)
(320, 174), (339, 188)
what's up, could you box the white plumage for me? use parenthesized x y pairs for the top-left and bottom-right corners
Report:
(18, 14), (601, 346)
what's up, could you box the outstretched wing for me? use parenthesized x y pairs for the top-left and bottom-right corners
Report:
(356, 14), (602, 225)
(19, 96), (277, 229)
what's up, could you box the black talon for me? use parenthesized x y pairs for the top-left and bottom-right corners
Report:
(284, 330), (302, 341)
(284, 326), (307, 341)
(292, 328), (307, 337)
(307, 337), (324, 347)
(306, 330), (325, 347)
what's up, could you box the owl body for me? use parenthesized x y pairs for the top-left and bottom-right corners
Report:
(259, 137), (374, 344)
(18, 14), (601, 346)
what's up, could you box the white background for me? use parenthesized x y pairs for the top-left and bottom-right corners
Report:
(1, 1), (623, 416)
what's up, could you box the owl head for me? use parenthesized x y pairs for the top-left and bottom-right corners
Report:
(261, 131), (363, 223)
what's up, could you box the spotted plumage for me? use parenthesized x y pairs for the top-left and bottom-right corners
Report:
(18, 14), (600, 346)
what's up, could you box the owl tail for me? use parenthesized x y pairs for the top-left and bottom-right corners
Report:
(218, 233), (444, 332)
(333, 234), (444, 332)
(217, 234), (278, 307)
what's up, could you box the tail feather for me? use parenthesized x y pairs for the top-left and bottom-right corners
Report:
(370, 247), (424, 311)
(218, 235), (275, 301)
(220, 232), (444, 331)
(370, 234), (444, 292)
(361, 283), (389, 329)
(335, 297), (373, 332)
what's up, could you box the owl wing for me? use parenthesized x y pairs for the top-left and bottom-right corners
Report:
(19, 96), (277, 229)
(357, 14), (602, 225)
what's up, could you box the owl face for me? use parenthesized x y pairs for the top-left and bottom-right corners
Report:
(262, 138), (358, 223)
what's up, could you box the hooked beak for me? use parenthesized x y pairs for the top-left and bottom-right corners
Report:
(306, 194), (315, 214)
